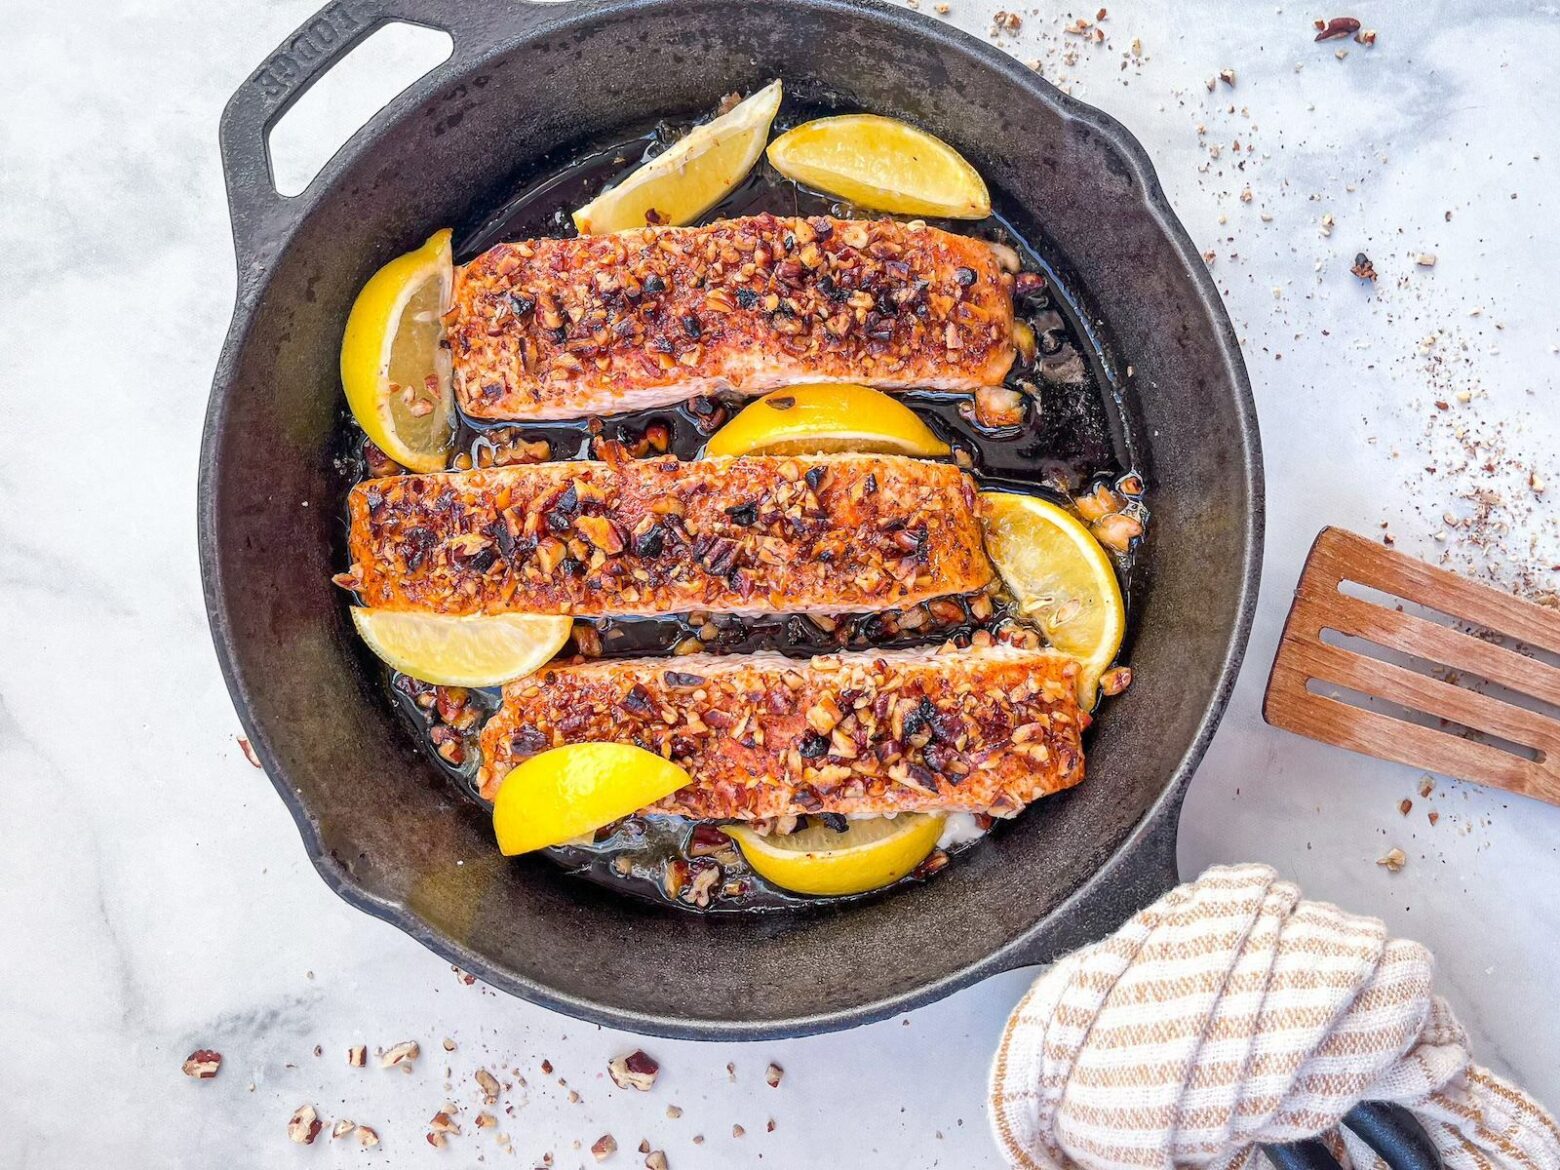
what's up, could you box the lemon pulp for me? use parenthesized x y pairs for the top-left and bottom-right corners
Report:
(766, 114), (990, 219)
(349, 609), (572, 688)
(723, 814), (944, 897)
(493, 744), (692, 855)
(704, 384), (950, 458)
(979, 491), (1126, 707)
(573, 81), (782, 235)
(340, 229), (455, 472)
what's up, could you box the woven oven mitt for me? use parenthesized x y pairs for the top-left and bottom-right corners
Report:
(989, 864), (1560, 1170)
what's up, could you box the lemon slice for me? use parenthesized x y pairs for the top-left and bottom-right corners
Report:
(979, 492), (1126, 707)
(350, 608), (571, 687)
(341, 229), (455, 473)
(704, 384), (950, 458)
(493, 744), (692, 855)
(723, 814), (944, 897)
(766, 114), (991, 220)
(573, 81), (783, 235)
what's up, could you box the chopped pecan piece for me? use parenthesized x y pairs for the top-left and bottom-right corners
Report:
(182, 1049), (222, 1079)
(379, 1039), (420, 1069)
(287, 1105), (322, 1145)
(608, 1050), (660, 1092)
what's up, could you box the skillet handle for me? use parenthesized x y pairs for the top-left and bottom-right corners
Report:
(992, 786), (1183, 972)
(217, 0), (538, 286)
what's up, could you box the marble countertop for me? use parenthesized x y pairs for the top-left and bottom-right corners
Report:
(3, 1), (1556, 1165)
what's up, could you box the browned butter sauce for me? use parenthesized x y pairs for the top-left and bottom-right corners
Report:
(348, 100), (1146, 914)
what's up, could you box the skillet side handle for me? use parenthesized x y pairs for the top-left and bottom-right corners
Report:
(217, 0), (523, 288)
(994, 792), (1183, 972)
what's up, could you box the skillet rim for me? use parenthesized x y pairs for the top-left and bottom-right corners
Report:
(199, 0), (1264, 1038)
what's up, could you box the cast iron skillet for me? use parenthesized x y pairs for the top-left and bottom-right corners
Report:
(201, 0), (1263, 1039)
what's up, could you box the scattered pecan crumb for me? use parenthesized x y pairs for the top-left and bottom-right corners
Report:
(426, 1132), (447, 1149)
(288, 1105), (322, 1145)
(1416, 253), (1438, 267)
(638, 1139), (652, 1155)
(592, 1134), (618, 1161)
(347, 1045), (366, 1067)
(1377, 847), (1406, 873)
(476, 1067), (501, 1104)
(608, 1050), (659, 1091)
(331, 1119), (356, 1141)
(725, 1061), (737, 1082)
(646, 1152), (670, 1170)
(430, 1105), (461, 1135)
(441, 1037), (457, 1052)
(540, 1058), (554, 1074)
(236, 737), (261, 767)
(357, 1125), (380, 1148)
(666, 1105), (683, 1119)
(765, 1062), (784, 1088)
(379, 1040), (420, 1069)
(993, 10), (1021, 31)
(732, 1124), (746, 1138)
(476, 1112), (497, 1129)
(767, 1119), (777, 1133)
(1356, 28), (1376, 45)
(1428, 811), (1440, 827)
(1350, 253), (1378, 281)
(1314, 16), (1360, 41)
(1418, 776), (1435, 798)
(1218, 68), (1236, 86)
(1399, 798), (1413, 815)
(182, 1049), (222, 1079)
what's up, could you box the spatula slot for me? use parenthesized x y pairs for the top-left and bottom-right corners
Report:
(1318, 628), (1560, 727)
(1303, 677), (1543, 763)
(1337, 579), (1560, 673)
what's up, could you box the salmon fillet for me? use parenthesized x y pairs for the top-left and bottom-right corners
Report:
(338, 452), (993, 617)
(447, 214), (1016, 420)
(476, 641), (1087, 817)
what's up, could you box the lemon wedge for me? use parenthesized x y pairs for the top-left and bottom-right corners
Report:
(340, 229), (455, 473)
(766, 114), (990, 219)
(350, 608), (572, 687)
(979, 492), (1126, 707)
(723, 814), (944, 897)
(493, 744), (692, 855)
(573, 81), (783, 235)
(704, 384), (950, 458)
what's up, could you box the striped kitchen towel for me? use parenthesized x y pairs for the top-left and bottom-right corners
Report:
(990, 863), (1559, 1170)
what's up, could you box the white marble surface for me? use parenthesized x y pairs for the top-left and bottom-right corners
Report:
(3, 1), (1558, 1166)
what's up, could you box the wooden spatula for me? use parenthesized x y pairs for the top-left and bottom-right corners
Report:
(1264, 526), (1560, 805)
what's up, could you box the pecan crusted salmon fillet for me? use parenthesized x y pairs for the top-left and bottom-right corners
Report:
(338, 451), (993, 617)
(446, 213), (1016, 420)
(476, 640), (1087, 817)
